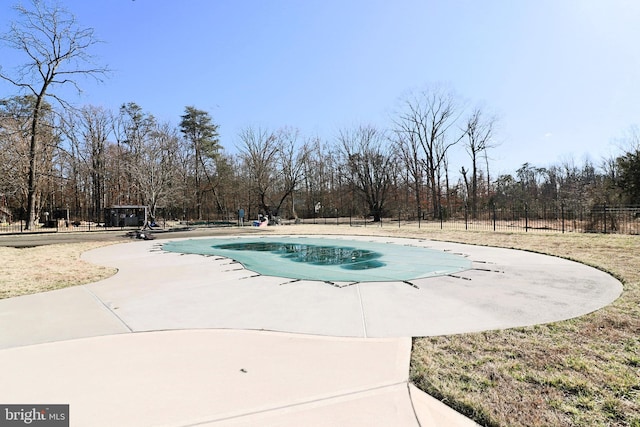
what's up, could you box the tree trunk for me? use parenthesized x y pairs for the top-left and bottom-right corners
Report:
(472, 151), (478, 219)
(25, 91), (47, 230)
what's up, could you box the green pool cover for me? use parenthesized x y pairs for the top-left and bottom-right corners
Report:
(162, 237), (472, 282)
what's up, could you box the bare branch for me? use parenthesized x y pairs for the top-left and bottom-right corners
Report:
(0, 0), (110, 229)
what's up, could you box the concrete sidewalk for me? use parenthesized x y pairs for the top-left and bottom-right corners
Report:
(0, 235), (622, 426)
(0, 330), (477, 426)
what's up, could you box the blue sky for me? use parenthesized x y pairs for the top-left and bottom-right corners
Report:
(1, 0), (639, 176)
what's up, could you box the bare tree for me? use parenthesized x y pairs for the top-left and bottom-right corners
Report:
(238, 126), (278, 217)
(394, 122), (425, 221)
(0, 0), (108, 229)
(129, 122), (182, 220)
(394, 86), (464, 218)
(114, 102), (155, 205)
(0, 97), (33, 212)
(61, 105), (113, 221)
(302, 137), (337, 219)
(164, 130), (193, 220)
(207, 152), (235, 219)
(338, 125), (396, 222)
(0, 95), (59, 222)
(463, 107), (496, 217)
(238, 126), (310, 219)
(272, 127), (310, 219)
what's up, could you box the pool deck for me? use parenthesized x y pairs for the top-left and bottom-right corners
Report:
(0, 234), (622, 426)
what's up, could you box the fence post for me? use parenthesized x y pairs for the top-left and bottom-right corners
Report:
(465, 204), (468, 230)
(398, 209), (401, 228)
(439, 206), (443, 229)
(561, 203), (565, 234)
(492, 204), (496, 231)
(525, 203), (529, 232)
(603, 203), (607, 234)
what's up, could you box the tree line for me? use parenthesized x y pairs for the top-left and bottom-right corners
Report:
(1, 1), (639, 229)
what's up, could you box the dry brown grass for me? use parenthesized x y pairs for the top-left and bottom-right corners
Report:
(397, 229), (640, 427)
(0, 241), (117, 299)
(1, 226), (638, 426)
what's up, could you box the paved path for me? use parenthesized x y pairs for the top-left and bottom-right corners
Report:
(0, 234), (622, 426)
(0, 330), (474, 426)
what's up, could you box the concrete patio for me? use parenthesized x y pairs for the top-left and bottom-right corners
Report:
(0, 234), (622, 426)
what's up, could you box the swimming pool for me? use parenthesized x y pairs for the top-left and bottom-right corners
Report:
(162, 236), (472, 282)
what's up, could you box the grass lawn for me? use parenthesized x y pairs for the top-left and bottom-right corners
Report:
(1, 226), (638, 426)
(0, 241), (117, 299)
(405, 230), (640, 427)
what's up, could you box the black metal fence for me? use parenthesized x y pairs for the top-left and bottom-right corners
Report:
(286, 204), (640, 235)
(2, 205), (639, 235)
(0, 220), (129, 234)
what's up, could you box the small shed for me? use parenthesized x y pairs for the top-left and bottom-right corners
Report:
(105, 205), (149, 227)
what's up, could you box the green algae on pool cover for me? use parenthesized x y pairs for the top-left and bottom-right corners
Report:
(162, 237), (472, 282)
